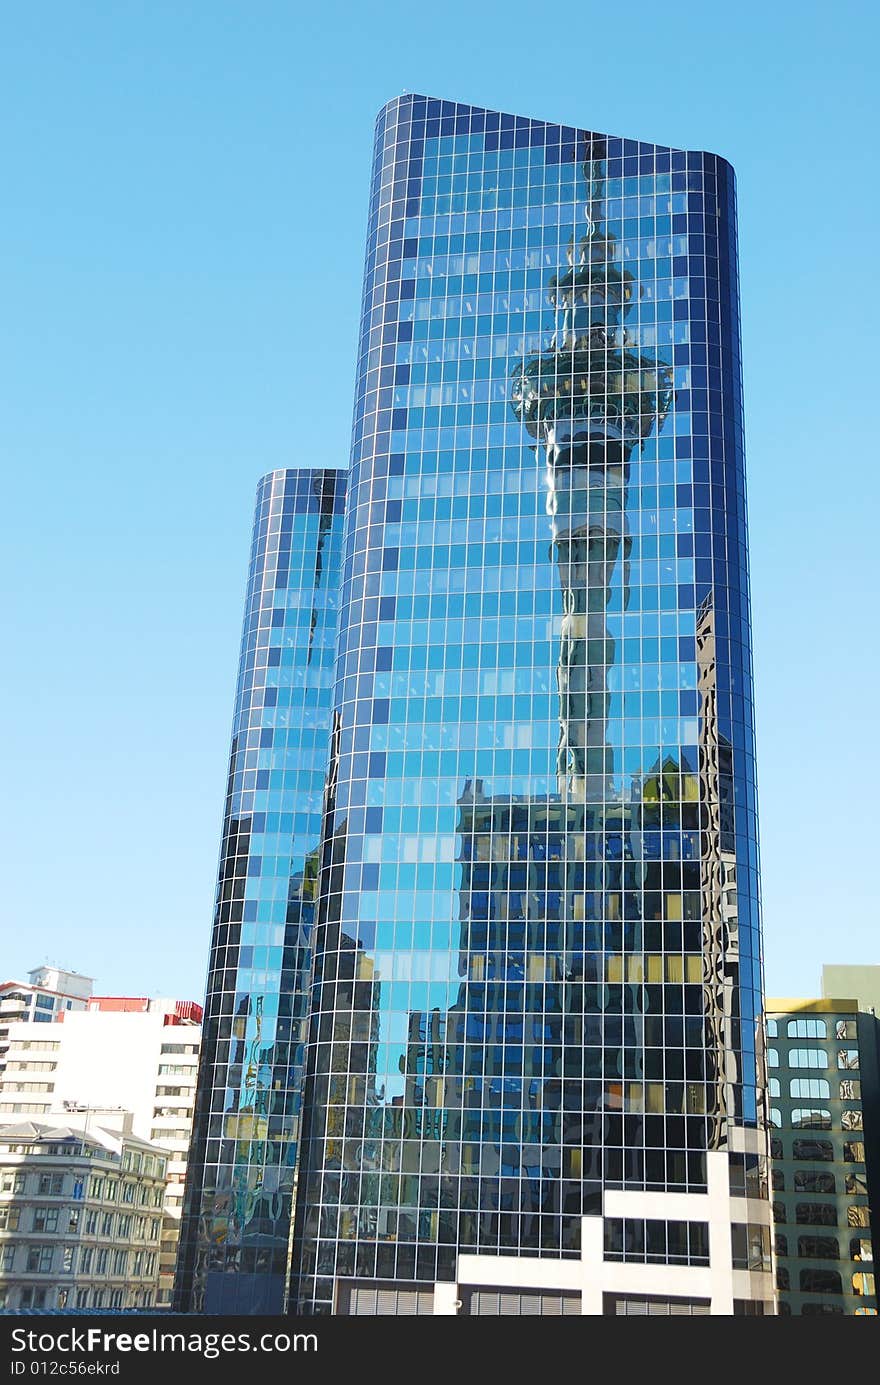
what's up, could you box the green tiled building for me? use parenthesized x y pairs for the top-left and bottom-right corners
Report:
(766, 998), (880, 1316)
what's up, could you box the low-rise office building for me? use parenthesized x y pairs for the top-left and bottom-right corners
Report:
(766, 997), (879, 1316)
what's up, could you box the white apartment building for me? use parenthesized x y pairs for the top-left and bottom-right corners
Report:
(0, 995), (201, 1307)
(0, 967), (93, 1077)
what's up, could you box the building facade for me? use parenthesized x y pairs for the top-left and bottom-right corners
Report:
(287, 94), (769, 1315)
(0, 967), (92, 1078)
(179, 95), (771, 1316)
(0, 1117), (165, 1313)
(0, 996), (201, 1307)
(767, 997), (879, 1315)
(174, 467), (347, 1314)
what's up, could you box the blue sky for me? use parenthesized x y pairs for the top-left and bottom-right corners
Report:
(1, 1), (877, 1002)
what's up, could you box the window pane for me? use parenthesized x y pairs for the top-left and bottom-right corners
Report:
(792, 1138), (834, 1160)
(786, 1018), (826, 1039)
(789, 1078), (829, 1099)
(788, 1048), (828, 1070)
(795, 1202), (838, 1226)
(799, 1268), (842, 1294)
(794, 1170), (835, 1193)
(790, 1109), (831, 1130)
(797, 1235), (839, 1259)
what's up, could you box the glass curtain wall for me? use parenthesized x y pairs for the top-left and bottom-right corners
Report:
(175, 468), (346, 1313)
(290, 96), (764, 1314)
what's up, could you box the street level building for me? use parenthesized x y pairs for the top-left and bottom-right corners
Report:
(0, 1116), (166, 1313)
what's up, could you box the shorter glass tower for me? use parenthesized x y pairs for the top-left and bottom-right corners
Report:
(767, 998), (879, 1316)
(174, 468), (346, 1314)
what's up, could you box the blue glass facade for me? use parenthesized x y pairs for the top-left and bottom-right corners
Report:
(175, 468), (346, 1313)
(288, 96), (769, 1314)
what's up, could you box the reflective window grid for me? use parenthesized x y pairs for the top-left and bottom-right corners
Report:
(174, 469), (345, 1313)
(766, 1002), (879, 1316)
(179, 96), (774, 1316)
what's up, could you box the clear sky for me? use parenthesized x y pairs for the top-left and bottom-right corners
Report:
(1, 1), (877, 1004)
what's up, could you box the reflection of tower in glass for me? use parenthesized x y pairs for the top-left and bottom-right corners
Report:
(511, 143), (672, 802)
(385, 151), (680, 1260)
(286, 96), (773, 1316)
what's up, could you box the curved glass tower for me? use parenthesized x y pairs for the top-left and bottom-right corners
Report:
(288, 96), (772, 1316)
(175, 467), (346, 1314)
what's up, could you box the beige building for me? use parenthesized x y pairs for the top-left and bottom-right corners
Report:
(821, 965), (880, 1016)
(0, 1115), (166, 1312)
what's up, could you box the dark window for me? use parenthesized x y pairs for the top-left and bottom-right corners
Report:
(794, 1170), (835, 1193)
(731, 1223), (771, 1271)
(799, 1269), (842, 1294)
(792, 1138), (833, 1161)
(603, 1217), (709, 1266)
(797, 1235), (839, 1259)
(795, 1203), (837, 1226)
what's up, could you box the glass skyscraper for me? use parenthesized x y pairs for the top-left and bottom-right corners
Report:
(175, 468), (346, 1313)
(179, 95), (773, 1316)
